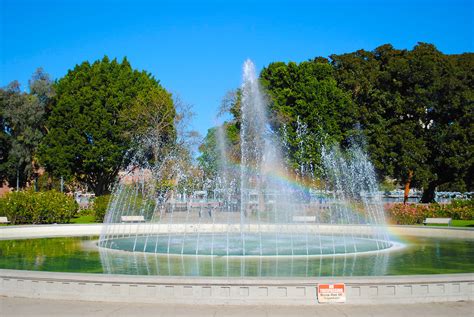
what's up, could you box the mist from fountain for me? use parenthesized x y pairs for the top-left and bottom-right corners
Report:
(98, 59), (392, 260)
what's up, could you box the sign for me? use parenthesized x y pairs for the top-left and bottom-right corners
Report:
(317, 283), (346, 303)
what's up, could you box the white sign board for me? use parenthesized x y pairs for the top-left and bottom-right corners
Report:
(317, 283), (346, 303)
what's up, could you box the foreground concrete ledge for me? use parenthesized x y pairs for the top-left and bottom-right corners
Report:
(2, 297), (473, 317)
(1, 268), (473, 285)
(1, 269), (473, 305)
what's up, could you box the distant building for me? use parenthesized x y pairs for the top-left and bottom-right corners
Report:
(118, 167), (154, 185)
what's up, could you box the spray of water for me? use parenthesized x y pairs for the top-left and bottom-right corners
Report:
(99, 60), (392, 261)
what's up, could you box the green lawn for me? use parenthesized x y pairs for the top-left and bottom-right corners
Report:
(451, 220), (474, 227)
(424, 220), (474, 227)
(69, 215), (97, 224)
(1, 215), (98, 225)
(76, 218), (464, 227)
(2, 215), (473, 227)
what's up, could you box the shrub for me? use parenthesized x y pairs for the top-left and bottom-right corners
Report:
(87, 193), (156, 223)
(441, 199), (474, 220)
(92, 195), (111, 222)
(0, 190), (78, 224)
(385, 203), (435, 225)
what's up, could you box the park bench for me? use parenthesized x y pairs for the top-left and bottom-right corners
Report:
(120, 215), (145, 223)
(168, 201), (188, 212)
(423, 218), (452, 226)
(292, 216), (316, 222)
(0, 217), (10, 224)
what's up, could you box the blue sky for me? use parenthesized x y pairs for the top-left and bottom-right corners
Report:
(1, 0), (472, 137)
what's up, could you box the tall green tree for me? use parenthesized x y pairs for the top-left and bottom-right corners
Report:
(260, 60), (357, 175)
(199, 43), (473, 202)
(331, 43), (474, 202)
(0, 90), (12, 183)
(423, 51), (474, 200)
(198, 89), (241, 178)
(39, 57), (175, 195)
(331, 45), (430, 201)
(198, 127), (219, 178)
(198, 122), (239, 179)
(0, 68), (52, 188)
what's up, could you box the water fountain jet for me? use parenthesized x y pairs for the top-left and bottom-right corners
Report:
(98, 60), (392, 261)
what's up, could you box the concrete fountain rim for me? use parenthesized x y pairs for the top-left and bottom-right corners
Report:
(1, 223), (473, 240)
(1, 224), (473, 305)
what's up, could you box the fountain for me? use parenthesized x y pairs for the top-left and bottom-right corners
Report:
(1, 62), (473, 308)
(1, 60), (473, 307)
(98, 60), (393, 265)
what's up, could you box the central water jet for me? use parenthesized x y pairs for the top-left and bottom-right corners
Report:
(98, 59), (392, 258)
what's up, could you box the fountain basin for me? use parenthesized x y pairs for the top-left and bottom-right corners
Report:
(0, 221), (474, 306)
(1, 224), (473, 304)
(1, 224), (472, 276)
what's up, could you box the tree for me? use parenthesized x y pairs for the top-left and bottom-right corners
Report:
(0, 68), (52, 188)
(0, 90), (12, 183)
(198, 126), (219, 178)
(331, 43), (474, 202)
(198, 89), (241, 178)
(422, 51), (474, 201)
(260, 60), (357, 175)
(39, 57), (175, 196)
(200, 61), (357, 179)
(198, 43), (473, 202)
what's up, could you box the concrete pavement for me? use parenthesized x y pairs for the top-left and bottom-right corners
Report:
(1, 296), (473, 317)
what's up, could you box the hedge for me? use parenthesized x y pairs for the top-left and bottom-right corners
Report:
(92, 194), (111, 222)
(0, 190), (78, 224)
(385, 199), (474, 225)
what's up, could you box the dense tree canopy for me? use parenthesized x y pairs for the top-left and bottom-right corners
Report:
(197, 127), (219, 178)
(39, 57), (175, 195)
(0, 69), (53, 188)
(331, 43), (473, 201)
(0, 44), (470, 204)
(198, 122), (239, 179)
(260, 60), (357, 174)
(0, 89), (12, 183)
(199, 43), (473, 202)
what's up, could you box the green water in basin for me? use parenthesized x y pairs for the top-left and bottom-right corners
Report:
(0, 235), (472, 277)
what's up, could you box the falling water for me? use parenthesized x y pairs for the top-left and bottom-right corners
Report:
(98, 59), (393, 267)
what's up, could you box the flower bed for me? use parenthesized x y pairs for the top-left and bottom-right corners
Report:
(385, 199), (474, 225)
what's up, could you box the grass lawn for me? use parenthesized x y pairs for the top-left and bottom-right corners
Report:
(69, 215), (97, 224)
(424, 220), (474, 228)
(3, 214), (473, 227)
(451, 220), (474, 227)
(1, 215), (98, 225)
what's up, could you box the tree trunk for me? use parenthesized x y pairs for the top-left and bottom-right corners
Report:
(421, 181), (437, 203)
(403, 170), (413, 205)
(92, 181), (108, 197)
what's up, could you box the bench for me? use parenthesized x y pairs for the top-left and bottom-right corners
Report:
(168, 202), (188, 212)
(120, 215), (145, 223)
(423, 218), (452, 226)
(0, 217), (10, 224)
(189, 201), (221, 208)
(292, 216), (316, 222)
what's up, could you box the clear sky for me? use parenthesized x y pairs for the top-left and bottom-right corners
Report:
(1, 0), (473, 137)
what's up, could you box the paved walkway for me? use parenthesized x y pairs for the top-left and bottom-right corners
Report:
(1, 296), (473, 317)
